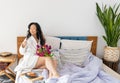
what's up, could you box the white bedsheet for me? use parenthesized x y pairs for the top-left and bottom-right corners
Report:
(103, 64), (120, 80)
(45, 54), (120, 83)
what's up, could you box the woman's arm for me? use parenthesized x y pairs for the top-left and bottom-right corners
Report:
(19, 38), (28, 55)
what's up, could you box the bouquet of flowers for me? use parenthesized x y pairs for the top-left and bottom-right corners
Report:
(36, 44), (54, 57)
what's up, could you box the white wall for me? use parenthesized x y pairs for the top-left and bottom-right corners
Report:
(0, 0), (119, 58)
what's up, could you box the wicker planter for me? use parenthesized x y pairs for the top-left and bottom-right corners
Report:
(103, 46), (120, 62)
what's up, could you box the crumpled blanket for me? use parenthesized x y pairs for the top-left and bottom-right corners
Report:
(45, 54), (120, 83)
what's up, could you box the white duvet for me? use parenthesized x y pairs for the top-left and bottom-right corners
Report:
(44, 54), (120, 83)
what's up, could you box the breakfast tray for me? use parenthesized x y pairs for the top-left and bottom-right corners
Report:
(21, 72), (45, 83)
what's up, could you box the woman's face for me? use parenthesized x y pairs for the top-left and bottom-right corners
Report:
(30, 24), (37, 36)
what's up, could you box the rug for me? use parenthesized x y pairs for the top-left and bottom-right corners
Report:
(0, 74), (14, 83)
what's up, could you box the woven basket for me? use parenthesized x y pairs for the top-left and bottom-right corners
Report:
(103, 46), (120, 62)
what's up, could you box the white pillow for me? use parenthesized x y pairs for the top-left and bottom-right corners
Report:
(45, 36), (61, 51)
(59, 49), (89, 66)
(60, 39), (93, 51)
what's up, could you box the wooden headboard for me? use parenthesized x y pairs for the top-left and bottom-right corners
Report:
(17, 36), (97, 61)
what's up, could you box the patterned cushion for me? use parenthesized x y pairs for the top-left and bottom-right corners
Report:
(59, 49), (89, 66)
(0, 62), (9, 70)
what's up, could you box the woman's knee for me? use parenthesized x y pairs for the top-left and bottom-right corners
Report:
(45, 57), (52, 60)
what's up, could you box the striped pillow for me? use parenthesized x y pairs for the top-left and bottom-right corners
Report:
(59, 49), (89, 66)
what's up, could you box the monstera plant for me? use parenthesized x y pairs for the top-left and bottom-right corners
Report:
(96, 3), (120, 62)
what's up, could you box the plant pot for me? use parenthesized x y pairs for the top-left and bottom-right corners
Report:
(103, 46), (120, 62)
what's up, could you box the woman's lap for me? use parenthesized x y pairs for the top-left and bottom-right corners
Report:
(34, 57), (57, 69)
(35, 57), (46, 68)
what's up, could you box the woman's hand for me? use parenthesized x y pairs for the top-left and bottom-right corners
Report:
(22, 39), (27, 48)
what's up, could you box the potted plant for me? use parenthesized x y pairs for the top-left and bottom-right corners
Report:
(96, 3), (120, 62)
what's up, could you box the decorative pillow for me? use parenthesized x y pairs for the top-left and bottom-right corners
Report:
(60, 39), (93, 51)
(59, 49), (89, 66)
(45, 36), (61, 51)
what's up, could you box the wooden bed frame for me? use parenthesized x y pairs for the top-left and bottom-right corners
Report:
(17, 36), (97, 61)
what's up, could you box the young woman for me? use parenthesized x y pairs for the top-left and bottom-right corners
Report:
(15, 22), (59, 83)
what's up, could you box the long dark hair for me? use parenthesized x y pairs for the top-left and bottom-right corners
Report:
(26, 22), (46, 46)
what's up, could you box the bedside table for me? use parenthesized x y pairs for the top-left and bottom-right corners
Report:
(0, 54), (17, 81)
(102, 58), (119, 72)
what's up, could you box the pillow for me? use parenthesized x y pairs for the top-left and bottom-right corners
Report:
(59, 49), (89, 66)
(45, 36), (61, 51)
(60, 39), (93, 51)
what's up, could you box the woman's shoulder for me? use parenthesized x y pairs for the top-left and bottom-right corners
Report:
(27, 36), (37, 44)
(26, 36), (33, 44)
(27, 36), (33, 41)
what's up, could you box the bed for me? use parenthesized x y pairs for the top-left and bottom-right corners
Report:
(16, 36), (120, 83)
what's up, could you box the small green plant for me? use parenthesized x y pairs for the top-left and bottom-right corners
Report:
(96, 3), (120, 47)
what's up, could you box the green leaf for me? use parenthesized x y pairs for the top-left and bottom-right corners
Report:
(96, 3), (120, 47)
